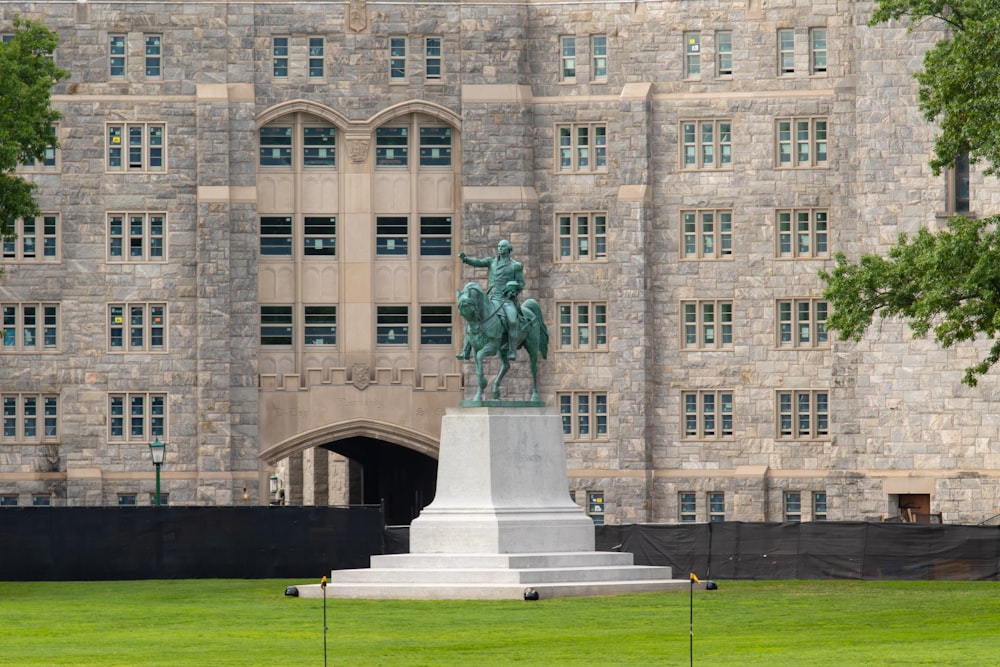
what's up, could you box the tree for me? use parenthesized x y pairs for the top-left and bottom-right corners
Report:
(0, 16), (69, 242)
(820, 0), (1000, 387)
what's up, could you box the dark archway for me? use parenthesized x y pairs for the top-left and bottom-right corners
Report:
(323, 436), (437, 525)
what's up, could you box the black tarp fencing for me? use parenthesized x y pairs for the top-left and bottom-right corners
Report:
(0, 506), (384, 581)
(620, 521), (1000, 580)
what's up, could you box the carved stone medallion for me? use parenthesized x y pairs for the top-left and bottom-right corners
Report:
(352, 363), (371, 391)
(349, 0), (367, 33)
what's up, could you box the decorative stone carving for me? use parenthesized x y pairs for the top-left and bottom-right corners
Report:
(347, 138), (369, 163)
(348, 0), (367, 32)
(351, 364), (370, 391)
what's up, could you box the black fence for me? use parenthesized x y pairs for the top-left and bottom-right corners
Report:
(0, 506), (384, 581)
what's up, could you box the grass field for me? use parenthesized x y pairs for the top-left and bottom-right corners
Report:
(1, 579), (998, 666)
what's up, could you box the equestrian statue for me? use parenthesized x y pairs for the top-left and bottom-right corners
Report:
(456, 239), (549, 402)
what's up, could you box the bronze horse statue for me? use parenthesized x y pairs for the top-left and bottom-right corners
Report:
(456, 282), (548, 402)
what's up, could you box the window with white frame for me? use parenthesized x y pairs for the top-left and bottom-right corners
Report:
(108, 303), (166, 352)
(145, 34), (161, 78)
(259, 121), (336, 169)
(681, 300), (733, 349)
(304, 126), (335, 166)
(419, 127), (452, 166)
(376, 126), (408, 166)
(2, 304), (58, 352)
(376, 216), (408, 255)
(682, 390), (734, 439)
(684, 32), (701, 77)
(558, 391), (608, 440)
(557, 301), (608, 350)
(259, 126), (292, 167)
(776, 209), (828, 258)
(273, 36), (289, 78)
(776, 298), (828, 348)
(709, 492), (725, 521)
(776, 117), (828, 168)
(784, 491), (802, 521)
(390, 36), (407, 81)
(424, 36), (442, 81)
(260, 216), (292, 257)
(108, 213), (165, 262)
(813, 491), (828, 520)
(3, 214), (59, 261)
(946, 152), (971, 214)
(556, 123), (607, 173)
(260, 305), (292, 346)
(777, 390), (829, 439)
(716, 31), (733, 76)
(109, 34), (126, 78)
(777, 28), (795, 75)
(681, 120), (732, 170)
(2, 394), (59, 442)
(20, 125), (58, 172)
(557, 212), (607, 261)
(377, 305), (409, 345)
(304, 306), (336, 345)
(560, 35), (576, 82)
(419, 305), (453, 345)
(419, 216), (451, 256)
(681, 209), (732, 259)
(679, 492), (697, 522)
(304, 216), (336, 256)
(107, 123), (165, 172)
(591, 34), (607, 81)
(308, 36), (324, 78)
(108, 392), (166, 442)
(810, 28), (827, 74)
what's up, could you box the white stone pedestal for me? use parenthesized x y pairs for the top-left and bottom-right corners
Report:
(301, 406), (687, 599)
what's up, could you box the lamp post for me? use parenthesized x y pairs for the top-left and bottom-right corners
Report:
(149, 438), (166, 506)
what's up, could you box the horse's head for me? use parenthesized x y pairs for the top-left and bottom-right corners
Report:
(457, 282), (486, 322)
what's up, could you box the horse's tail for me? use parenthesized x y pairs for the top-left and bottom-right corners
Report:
(524, 299), (549, 359)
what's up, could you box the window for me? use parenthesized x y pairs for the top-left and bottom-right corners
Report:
(145, 34), (161, 78)
(709, 492), (725, 522)
(303, 126), (336, 166)
(684, 32), (701, 77)
(591, 35), (607, 81)
(946, 152), (971, 214)
(813, 491), (828, 520)
(777, 299), (828, 348)
(776, 117), (828, 168)
(260, 306), (293, 346)
(810, 28), (827, 74)
(107, 123), (165, 172)
(682, 300), (733, 350)
(784, 491), (802, 521)
(420, 305), (452, 345)
(679, 492), (697, 522)
(558, 391), (608, 440)
(21, 125), (58, 171)
(0, 495), (17, 507)
(376, 127), (408, 166)
(108, 213), (165, 261)
(376, 216), (408, 255)
(390, 36), (407, 81)
(308, 37), (324, 78)
(260, 123), (335, 169)
(776, 209), (828, 258)
(259, 127), (292, 167)
(148, 492), (170, 506)
(558, 301), (608, 350)
(304, 216), (336, 256)
(109, 392), (166, 442)
(377, 306), (409, 345)
(118, 494), (137, 506)
(556, 123), (607, 173)
(2, 394), (59, 442)
(110, 34), (126, 78)
(683, 390), (734, 439)
(32, 495), (51, 507)
(557, 212), (607, 261)
(260, 216), (292, 257)
(273, 37), (289, 78)
(587, 491), (605, 525)
(304, 306), (336, 345)
(778, 28), (795, 75)
(108, 303), (166, 352)
(681, 209), (732, 259)
(777, 390), (829, 439)
(419, 127), (452, 166)
(419, 216), (451, 256)
(425, 36), (442, 81)
(716, 31), (732, 76)
(560, 35), (576, 82)
(2, 304), (58, 351)
(3, 214), (58, 261)
(681, 120), (732, 170)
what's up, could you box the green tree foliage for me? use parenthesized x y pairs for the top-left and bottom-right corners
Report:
(820, 0), (1000, 386)
(0, 16), (69, 241)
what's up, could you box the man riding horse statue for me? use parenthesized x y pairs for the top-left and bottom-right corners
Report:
(456, 239), (548, 402)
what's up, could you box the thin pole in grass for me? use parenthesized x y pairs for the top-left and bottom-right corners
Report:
(321, 575), (328, 667)
(689, 572), (700, 667)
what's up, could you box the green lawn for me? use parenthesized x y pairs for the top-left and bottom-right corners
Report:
(1, 579), (998, 666)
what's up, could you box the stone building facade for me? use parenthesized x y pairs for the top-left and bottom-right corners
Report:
(1, 0), (998, 524)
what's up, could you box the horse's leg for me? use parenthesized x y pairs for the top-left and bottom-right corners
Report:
(528, 335), (540, 402)
(493, 355), (509, 400)
(474, 350), (487, 401)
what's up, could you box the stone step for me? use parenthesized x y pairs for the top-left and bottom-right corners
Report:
(295, 578), (693, 600)
(330, 564), (673, 585)
(369, 551), (635, 570)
